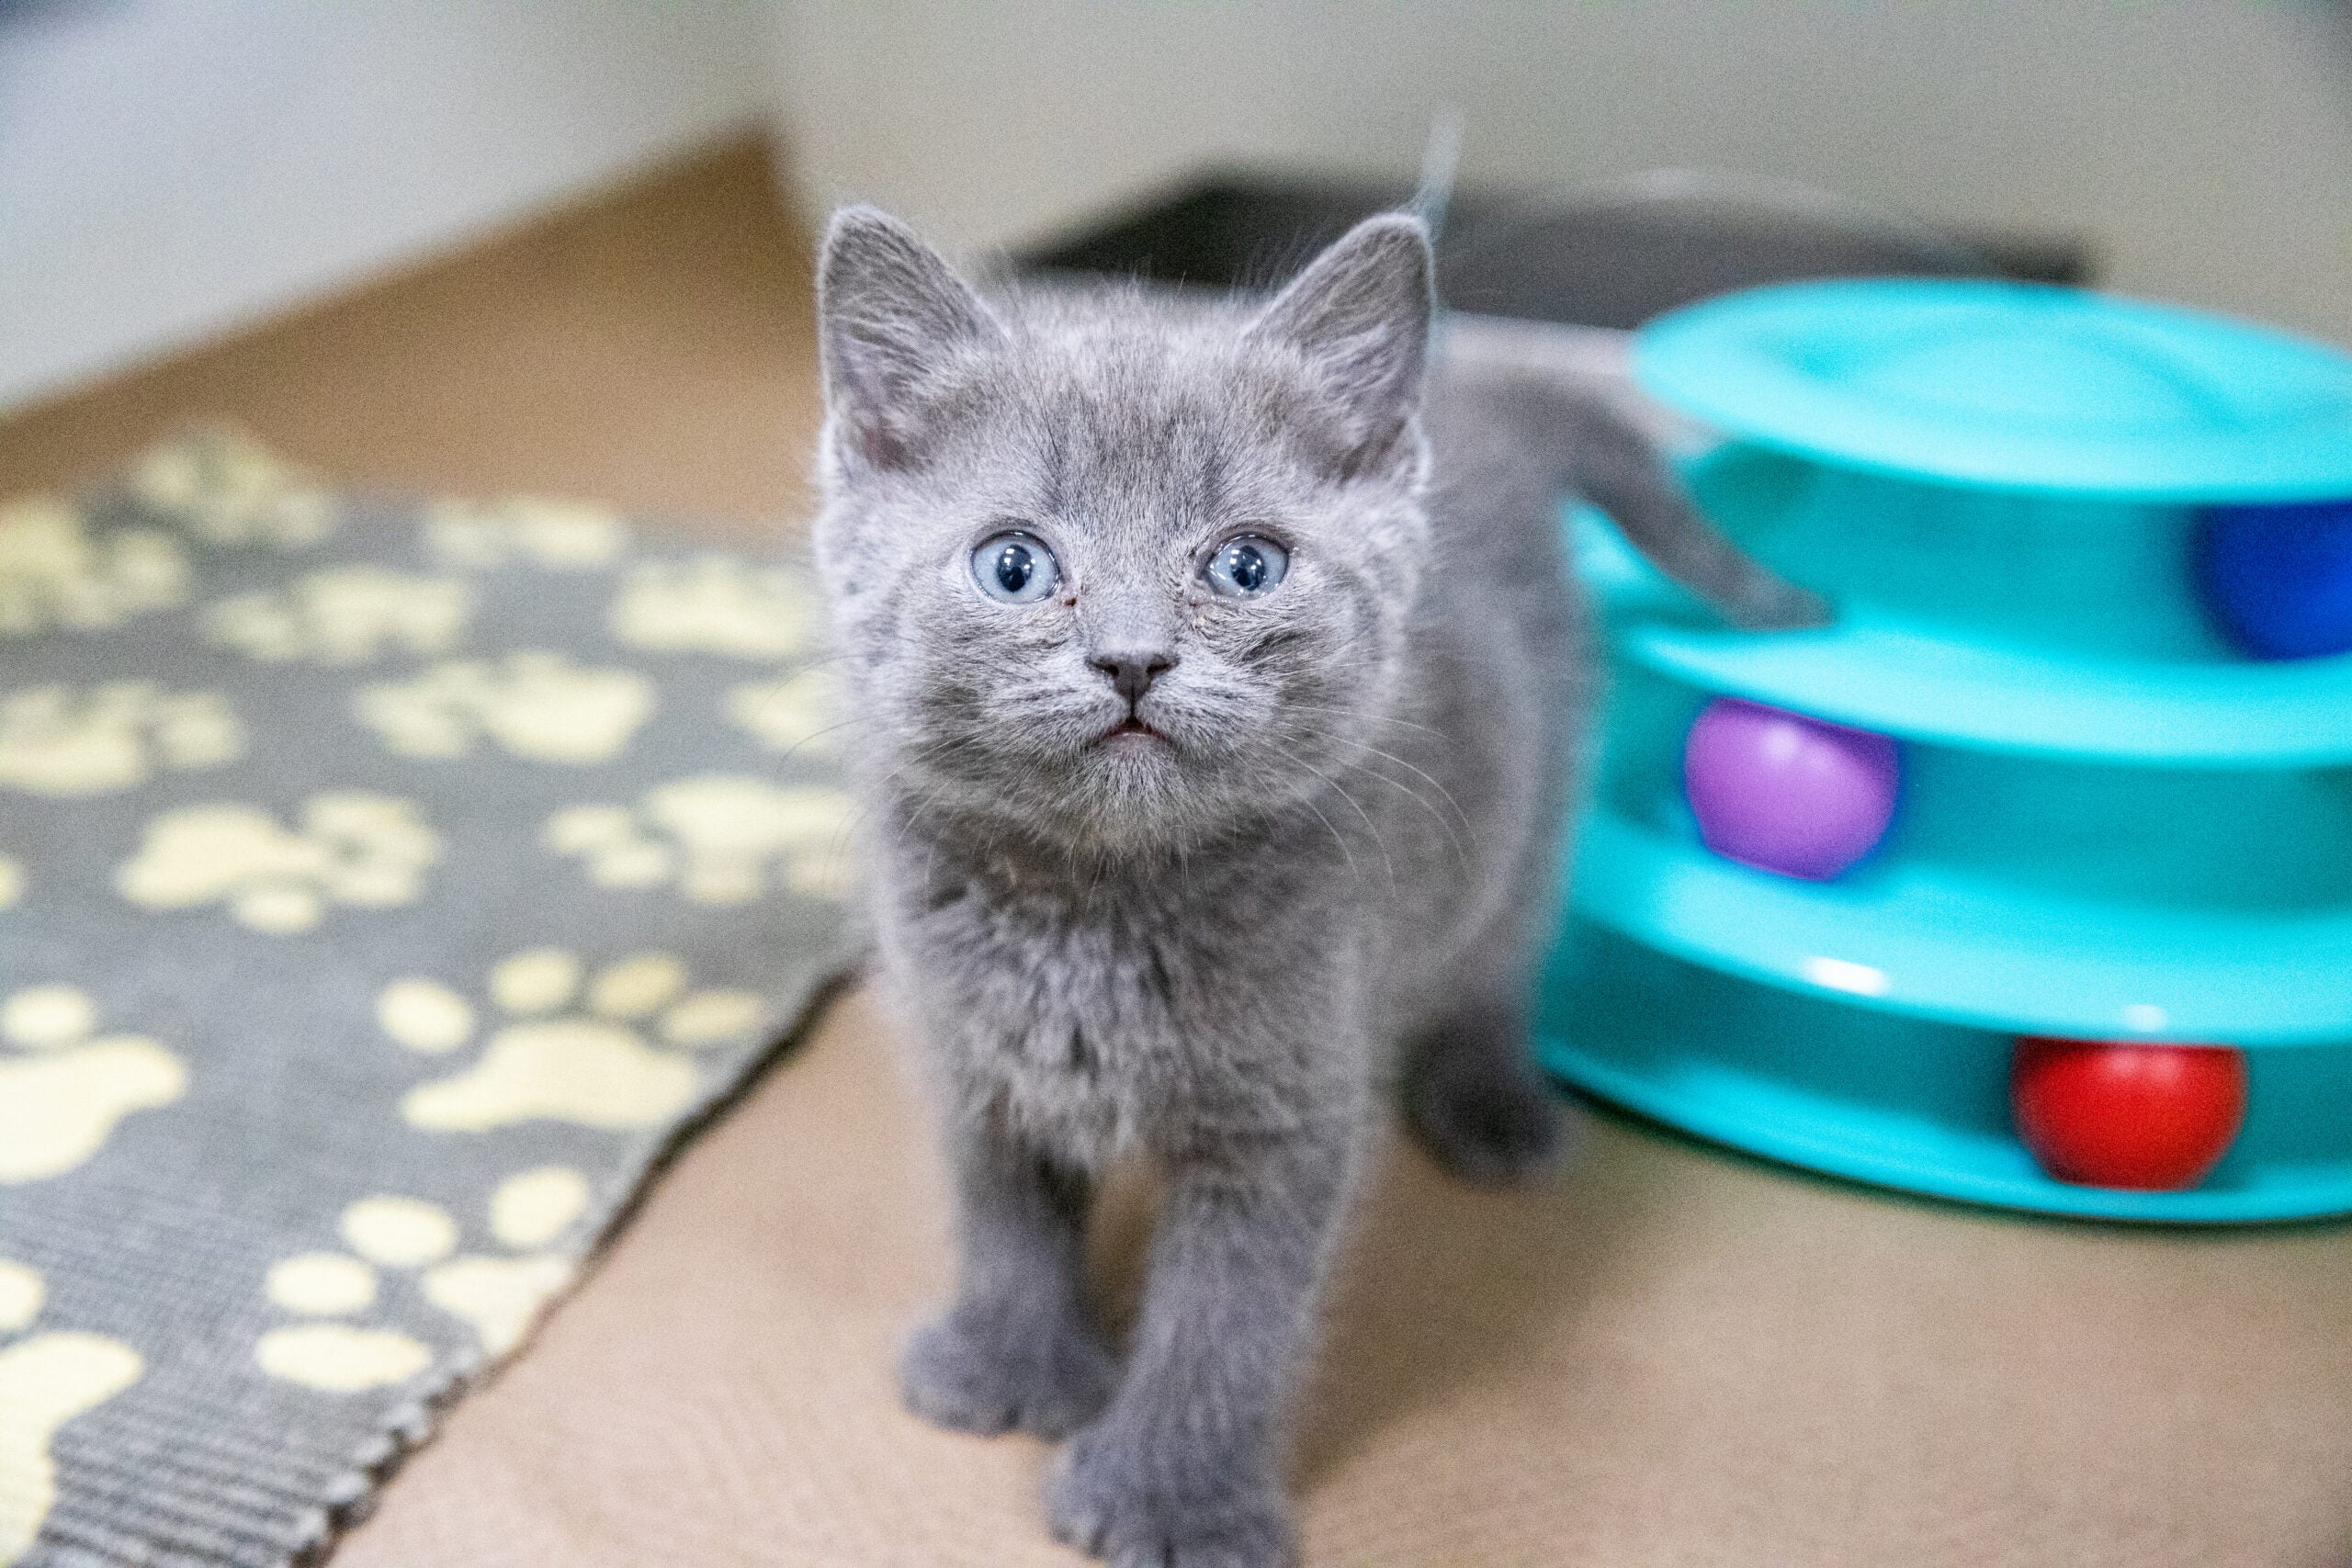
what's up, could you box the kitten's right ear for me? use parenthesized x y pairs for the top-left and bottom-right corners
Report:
(818, 207), (1006, 470)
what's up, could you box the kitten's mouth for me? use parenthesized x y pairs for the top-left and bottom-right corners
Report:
(1099, 716), (1170, 745)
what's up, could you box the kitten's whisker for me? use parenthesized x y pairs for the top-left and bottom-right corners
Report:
(756, 713), (875, 769)
(1277, 702), (1451, 743)
(1314, 734), (1476, 837)
(832, 741), (963, 873)
(1289, 724), (1476, 864)
(777, 648), (859, 671)
(1343, 763), (1474, 871)
(1293, 792), (1357, 880)
(1274, 709), (1477, 827)
(846, 769), (969, 906)
(1272, 742), (1398, 899)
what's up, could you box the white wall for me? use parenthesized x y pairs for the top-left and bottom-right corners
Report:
(775, 0), (2352, 347)
(9, 0), (2347, 414)
(0, 0), (770, 411)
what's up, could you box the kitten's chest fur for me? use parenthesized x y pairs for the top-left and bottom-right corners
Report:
(878, 825), (1371, 1165)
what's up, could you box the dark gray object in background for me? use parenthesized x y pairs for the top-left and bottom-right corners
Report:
(1023, 169), (2092, 329)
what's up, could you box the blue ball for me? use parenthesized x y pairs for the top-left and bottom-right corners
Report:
(2195, 500), (2352, 660)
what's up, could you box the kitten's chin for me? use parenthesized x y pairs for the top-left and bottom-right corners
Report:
(1080, 732), (1184, 813)
(901, 733), (1290, 857)
(1057, 741), (1232, 852)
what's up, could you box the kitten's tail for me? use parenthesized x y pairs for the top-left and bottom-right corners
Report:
(1513, 376), (1829, 630)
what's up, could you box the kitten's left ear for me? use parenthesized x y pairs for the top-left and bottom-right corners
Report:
(1245, 213), (1434, 476)
(818, 206), (1007, 470)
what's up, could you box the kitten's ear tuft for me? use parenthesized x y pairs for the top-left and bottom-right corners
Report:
(818, 207), (1005, 470)
(1246, 213), (1434, 475)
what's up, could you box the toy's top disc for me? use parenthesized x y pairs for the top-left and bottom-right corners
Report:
(1634, 279), (2352, 500)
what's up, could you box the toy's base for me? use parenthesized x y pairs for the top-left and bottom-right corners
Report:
(1535, 922), (2352, 1224)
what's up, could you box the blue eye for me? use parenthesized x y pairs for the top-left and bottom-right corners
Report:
(971, 530), (1061, 604)
(1205, 535), (1288, 598)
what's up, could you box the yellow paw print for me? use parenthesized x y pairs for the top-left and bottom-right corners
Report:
(608, 555), (816, 660)
(0, 682), (243, 798)
(725, 667), (841, 759)
(425, 496), (628, 570)
(0, 1258), (143, 1564)
(356, 652), (655, 764)
(0, 986), (187, 1184)
(129, 428), (335, 548)
(204, 567), (473, 665)
(545, 774), (856, 905)
(385, 949), (769, 1132)
(0, 493), (189, 638)
(255, 1169), (591, 1393)
(117, 792), (441, 934)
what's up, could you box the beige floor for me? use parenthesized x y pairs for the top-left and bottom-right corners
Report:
(0, 141), (823, 529)
(9, 141), (2352, 1568)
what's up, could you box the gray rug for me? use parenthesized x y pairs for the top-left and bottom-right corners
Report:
(0, 432), (859, 1567)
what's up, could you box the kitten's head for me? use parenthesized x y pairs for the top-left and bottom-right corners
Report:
(811, 208), (1434, 854)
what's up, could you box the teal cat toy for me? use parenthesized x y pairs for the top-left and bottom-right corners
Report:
(1539, 278), (2352, 1222)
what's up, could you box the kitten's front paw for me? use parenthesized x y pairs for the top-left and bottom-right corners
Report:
(899, 1303), (1118, 1440)
(1046, 1425), (1295, 1568)
(1404, 1055), (1566, 1187)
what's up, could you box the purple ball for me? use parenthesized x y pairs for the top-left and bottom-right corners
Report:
(1683, 698), (1900, 881)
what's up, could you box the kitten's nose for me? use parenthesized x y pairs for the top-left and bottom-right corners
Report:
(1089, 649), (1177, 705)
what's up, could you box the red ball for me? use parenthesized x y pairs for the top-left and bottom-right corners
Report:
(2011, 1037), (2248, 1190)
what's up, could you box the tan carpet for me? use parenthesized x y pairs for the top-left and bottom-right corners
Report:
(9, 138), (2351, 1568)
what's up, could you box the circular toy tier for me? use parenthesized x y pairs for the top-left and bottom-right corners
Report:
(1537, 278), (2352, 1223)
(1634, 279), (2352, 501)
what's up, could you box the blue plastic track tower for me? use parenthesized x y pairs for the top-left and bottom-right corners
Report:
(1535, 278), (2352, 1222)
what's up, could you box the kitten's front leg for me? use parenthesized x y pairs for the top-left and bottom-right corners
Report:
(1047, 1117), (1359, 1568)
(900, 1114), (1117, 1440)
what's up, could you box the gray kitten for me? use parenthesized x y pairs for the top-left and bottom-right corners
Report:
(810, 208), (1822, 1567)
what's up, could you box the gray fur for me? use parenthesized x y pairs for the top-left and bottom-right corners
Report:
(810, 207), (1823, 1568)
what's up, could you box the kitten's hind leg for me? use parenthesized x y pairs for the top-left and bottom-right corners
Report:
(900, 1119), (1118, 1440)
(1400, 995), (1566, 1186)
